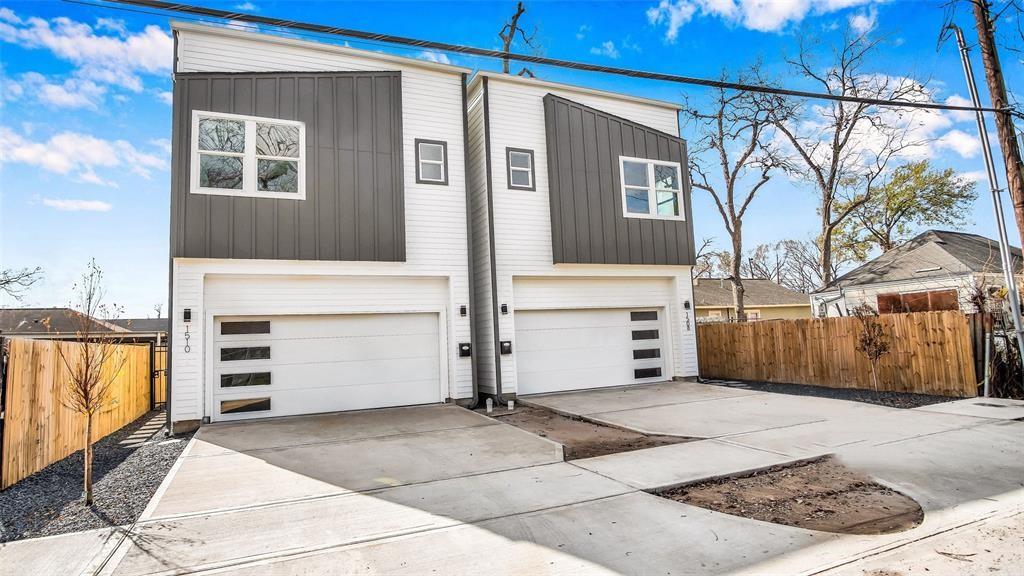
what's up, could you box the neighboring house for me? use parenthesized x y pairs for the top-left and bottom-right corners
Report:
(0, 308), (167, 344)
(693, 278), (812, 322)
(168, 22), (473, 429)
(466, 73), (698, 398)
(167, 22), (698, 431)
(811, 230), (1023, 317)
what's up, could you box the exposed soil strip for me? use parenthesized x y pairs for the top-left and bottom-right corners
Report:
(660, 456), (924, 535)
(484, 404), (695, 460)
(706, 379), (953, 409)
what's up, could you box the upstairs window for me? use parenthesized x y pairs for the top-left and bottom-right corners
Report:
(415, 139), (448, 185)
(619, 156), (684, 220)
(191, 111), (305, 200)
(506, 148), (535, 191)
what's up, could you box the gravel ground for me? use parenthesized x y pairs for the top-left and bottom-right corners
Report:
(0, 411), (193, 542)
(704, 378), (955, 409)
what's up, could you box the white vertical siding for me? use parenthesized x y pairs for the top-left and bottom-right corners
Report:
(171, 26), (473, 422)
(470, 75), (697, 394)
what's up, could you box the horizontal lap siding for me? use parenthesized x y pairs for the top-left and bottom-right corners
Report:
(171, 29), (472, 421)
(482, 78), (698, 393)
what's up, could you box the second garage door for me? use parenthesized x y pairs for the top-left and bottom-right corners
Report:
(211, 313), (442, 421)
(514, 308), (668, 395)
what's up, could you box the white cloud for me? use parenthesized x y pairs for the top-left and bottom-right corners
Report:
(622, 35), (642, 53)
(95, 18), (126, 35)
(0, 126), (168, 182)
(848, 6), (877, 34)
(936, 129), (982, 158)
(959, 170), (988, 184)
(417, 50), (451, 65)
(43, 198), (113, 212)
(646, 0), (878, 38)
(576, 24), (591, 40)
(590, 40), (620, 59)
(6, 72), (107, 109)
(0, 10), (172, 93)
(235, 2), (258, 10)
(149, 138), (172, 157)
(944, 94), (976, 123)
(158, 91), (173, 105)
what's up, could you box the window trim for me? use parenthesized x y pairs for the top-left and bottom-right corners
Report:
(190, 110), (306, 200)
(415, 139), (449, 185)
(618, 155), (685, 221)
(506, 147), (536, 191)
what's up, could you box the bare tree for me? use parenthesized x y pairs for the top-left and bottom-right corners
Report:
(55, 260), (129, 505)
(745, 243), (786, 285)
(499, 2), (540, 77)
(852, 303), (891, 392)
(684, 68), (787, 320)
(153, 303), (163, 319)
(691, 237), (716, 278)
(0, 266), (43, 301)
(772, 31), (929, 286)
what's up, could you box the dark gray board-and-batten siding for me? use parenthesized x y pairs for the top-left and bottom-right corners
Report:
(543, 93), (696, 266)
(170, 71), (405, 261)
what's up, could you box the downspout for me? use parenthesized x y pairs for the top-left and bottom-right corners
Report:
(481, 77), (508, 404)
(165, 28), (179, 436)
(460, 73), (479, 409)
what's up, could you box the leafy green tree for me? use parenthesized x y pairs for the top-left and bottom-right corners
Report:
(836, 161), (977, 256)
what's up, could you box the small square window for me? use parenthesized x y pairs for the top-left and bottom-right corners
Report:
(416, 139), (448, 185)
(506, 148), (535, 191)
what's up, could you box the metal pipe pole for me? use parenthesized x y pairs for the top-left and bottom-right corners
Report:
(951, 25), (1024, 376)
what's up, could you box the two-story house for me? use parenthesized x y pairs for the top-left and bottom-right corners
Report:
(166, 22), (698, 432)
(466, 73), (699, 399)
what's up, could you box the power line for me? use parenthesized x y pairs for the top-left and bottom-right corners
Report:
(90, 0), (1016, 117)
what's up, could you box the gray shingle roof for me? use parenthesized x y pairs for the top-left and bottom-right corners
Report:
(0, 308), (126, 335)
(693, 278), (811, 307)
(820, 230), (1023, 292)
(110, 318), (168, 333)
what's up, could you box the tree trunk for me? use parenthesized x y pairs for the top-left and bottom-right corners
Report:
(973, 0), (1024, 249)
(730, 227), (746, 321)
(820, 223), (834, 287)
(84, 413), (93, 505)
(869, 361), (879, 392)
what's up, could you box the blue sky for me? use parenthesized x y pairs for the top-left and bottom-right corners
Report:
(1, 0), (1021, 316)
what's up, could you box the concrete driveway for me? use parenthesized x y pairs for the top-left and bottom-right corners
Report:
(4, 383), (1023, 575)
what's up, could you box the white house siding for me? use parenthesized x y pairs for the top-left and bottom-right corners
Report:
(171, 25), (473, 424)
(466, 81), (497, 395)
(812, 274), (977, 317)
(477, 75), (697, 395)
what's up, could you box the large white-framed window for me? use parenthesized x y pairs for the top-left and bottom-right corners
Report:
(190, 110), (306, 200)
(618, 156), (685, 220)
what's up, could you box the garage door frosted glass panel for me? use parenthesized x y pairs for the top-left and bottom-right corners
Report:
(515, 309), (667, 395)
(212, 313), (442, 421)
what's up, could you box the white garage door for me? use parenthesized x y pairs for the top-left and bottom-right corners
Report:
(211, 313), (442, 421)
(515, 308), (668, 395)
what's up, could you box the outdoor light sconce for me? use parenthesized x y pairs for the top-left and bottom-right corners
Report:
(459, 305), (467, 317)
(183, 308), (192, 322)
(458, 343), (472, 357)
(500, 304), (509, 314)
(500, 341), (513, 354)
(683, 300), (691, 310)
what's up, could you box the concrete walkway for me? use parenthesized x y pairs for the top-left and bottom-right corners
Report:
(3, 383), (1022, 575)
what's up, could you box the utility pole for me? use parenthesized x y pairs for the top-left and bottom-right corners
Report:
(972, 0), (1024, 249)
(950, 24), (1024, 376)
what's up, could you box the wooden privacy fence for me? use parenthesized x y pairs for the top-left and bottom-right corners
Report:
(1, 338), (152, 489)
(154, 345), (167, 406)
(697, 311), (977, 397)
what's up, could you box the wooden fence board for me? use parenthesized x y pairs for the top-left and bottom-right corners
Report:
(697, 311), (977, 397)
(1, 338), (152, 489)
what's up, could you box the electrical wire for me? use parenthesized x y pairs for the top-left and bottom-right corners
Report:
(73, 0), (1019, 117)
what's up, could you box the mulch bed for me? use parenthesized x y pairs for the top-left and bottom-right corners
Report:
(484, 404), (694, 460)
(0, 411), (193, 542)
(706, 379), (954, 409)
(661, 456), (924, 535)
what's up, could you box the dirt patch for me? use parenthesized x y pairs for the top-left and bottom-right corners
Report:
(660, 456), (923, 535)
(706, 379), (952, 409)
(484, 405), (694, 459)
